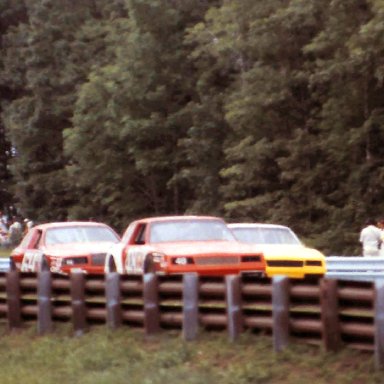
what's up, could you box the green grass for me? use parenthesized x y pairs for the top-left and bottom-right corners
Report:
(0, 247), (11, 257)
(0, 325), (380, 384)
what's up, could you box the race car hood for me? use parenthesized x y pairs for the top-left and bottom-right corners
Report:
(42, 242), (116, 257)
(145, 240), (263, 256)
(257, 244), (325, 259)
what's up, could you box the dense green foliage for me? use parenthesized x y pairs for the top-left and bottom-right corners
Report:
(2, 0), (384, 254)
(0, 325), (379, 384)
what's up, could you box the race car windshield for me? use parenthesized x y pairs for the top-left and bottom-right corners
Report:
(150, 220), (237, 243)
(45, 226), (119, 245)
(231, 227), (301, 245)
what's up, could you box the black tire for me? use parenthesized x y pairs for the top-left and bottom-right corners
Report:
(108, 257), (117, 273)
(143, 256), (155, 274)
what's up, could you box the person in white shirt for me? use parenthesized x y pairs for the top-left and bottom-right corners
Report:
(23, 218), (34, 235)
(0, 219), (8, 247)
(359, 219), (382, 256)
(378, 219), (384, 257)
(9, 217), (22, 246)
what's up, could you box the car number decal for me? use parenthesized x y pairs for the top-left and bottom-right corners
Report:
(21, 250), (44, 272)
(125, 249), (146, 274)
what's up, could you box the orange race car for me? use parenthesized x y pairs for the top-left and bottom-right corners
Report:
(104, 215), (265, 275)
(11, 221), (120, 274)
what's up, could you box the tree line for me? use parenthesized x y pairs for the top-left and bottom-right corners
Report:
(1, 0), (384, 255)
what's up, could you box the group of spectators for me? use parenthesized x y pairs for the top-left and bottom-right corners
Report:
(359, 218), (384, 256)
(0, 211), (33, 248)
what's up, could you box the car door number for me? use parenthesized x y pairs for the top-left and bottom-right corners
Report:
(125, 249), (145, 274)
(21, 250), (44, 272)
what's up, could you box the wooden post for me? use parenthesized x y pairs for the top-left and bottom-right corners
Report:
(272, 276), (290, 352)
(225, 274), (243, 341)
(374, 279), (384, 370)
(182, 273), (199, 341)
(71, 271), (87, 336)
(320, 278), (341, 352)
(143, 273), (160, 334)
(6, 269), (22, 329)
(37, 269), (53, 334)
(105, 272), (122, 329)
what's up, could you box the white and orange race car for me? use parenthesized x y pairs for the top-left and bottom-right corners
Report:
(11, 221), (120, 274)
(105, 215), (266, 276)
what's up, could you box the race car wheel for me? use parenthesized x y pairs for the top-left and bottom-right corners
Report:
(108, 257), (117, 273)
(143, 256), (155, 274)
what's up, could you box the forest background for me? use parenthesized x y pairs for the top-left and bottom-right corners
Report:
(1, 0), (384, 256)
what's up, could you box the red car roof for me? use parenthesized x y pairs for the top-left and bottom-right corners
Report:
(132, 215), (224, 223)
(32, 221), (113, 230)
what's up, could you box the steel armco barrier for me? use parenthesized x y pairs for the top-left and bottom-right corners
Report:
(326, 256), (384, 281)
(1, 269), (384, 369)
(0, 258), (10, 273)
(2, 256), (384, 280)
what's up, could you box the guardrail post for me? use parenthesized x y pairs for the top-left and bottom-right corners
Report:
(183, 273), (199, 341)
(37, 268), (53, 334)
(143, 273), (160, 334)
(9, 257), (16, 271)
(225, 274), (243, 341)
(6, 268), (22, 329)
(71, 271), (87, 336)
(272, 276), (290, 352)
(374, 279), (384, 370)
(39, 254), (50, 273)
(320, 278), (341, 352)
(105, 272), (122, 329)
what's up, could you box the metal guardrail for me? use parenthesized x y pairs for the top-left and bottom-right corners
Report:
(2, 269), (384, 369)
(326, 256), (384, 281)
(1, 255), (383, 280)
(0, 257), (10, 272)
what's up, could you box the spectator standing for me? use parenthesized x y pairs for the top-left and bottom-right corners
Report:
(0, 211), (8, 225)
(8, 217), (22, 246)
(359, 218), (382, 256)
(378, 219), (384, 257)
(23, 218), (34, 235)
(0, 218), (8, 247)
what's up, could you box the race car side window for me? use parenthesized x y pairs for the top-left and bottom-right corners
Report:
(19, 229), (36, 248)
(34, 230), (43, 248)
(133, 224), (147, 245)
(20, 229), (42, 249)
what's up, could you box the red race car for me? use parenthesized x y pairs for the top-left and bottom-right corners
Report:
(105, 215), (265, 275)
(11, 221), (120, 274)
